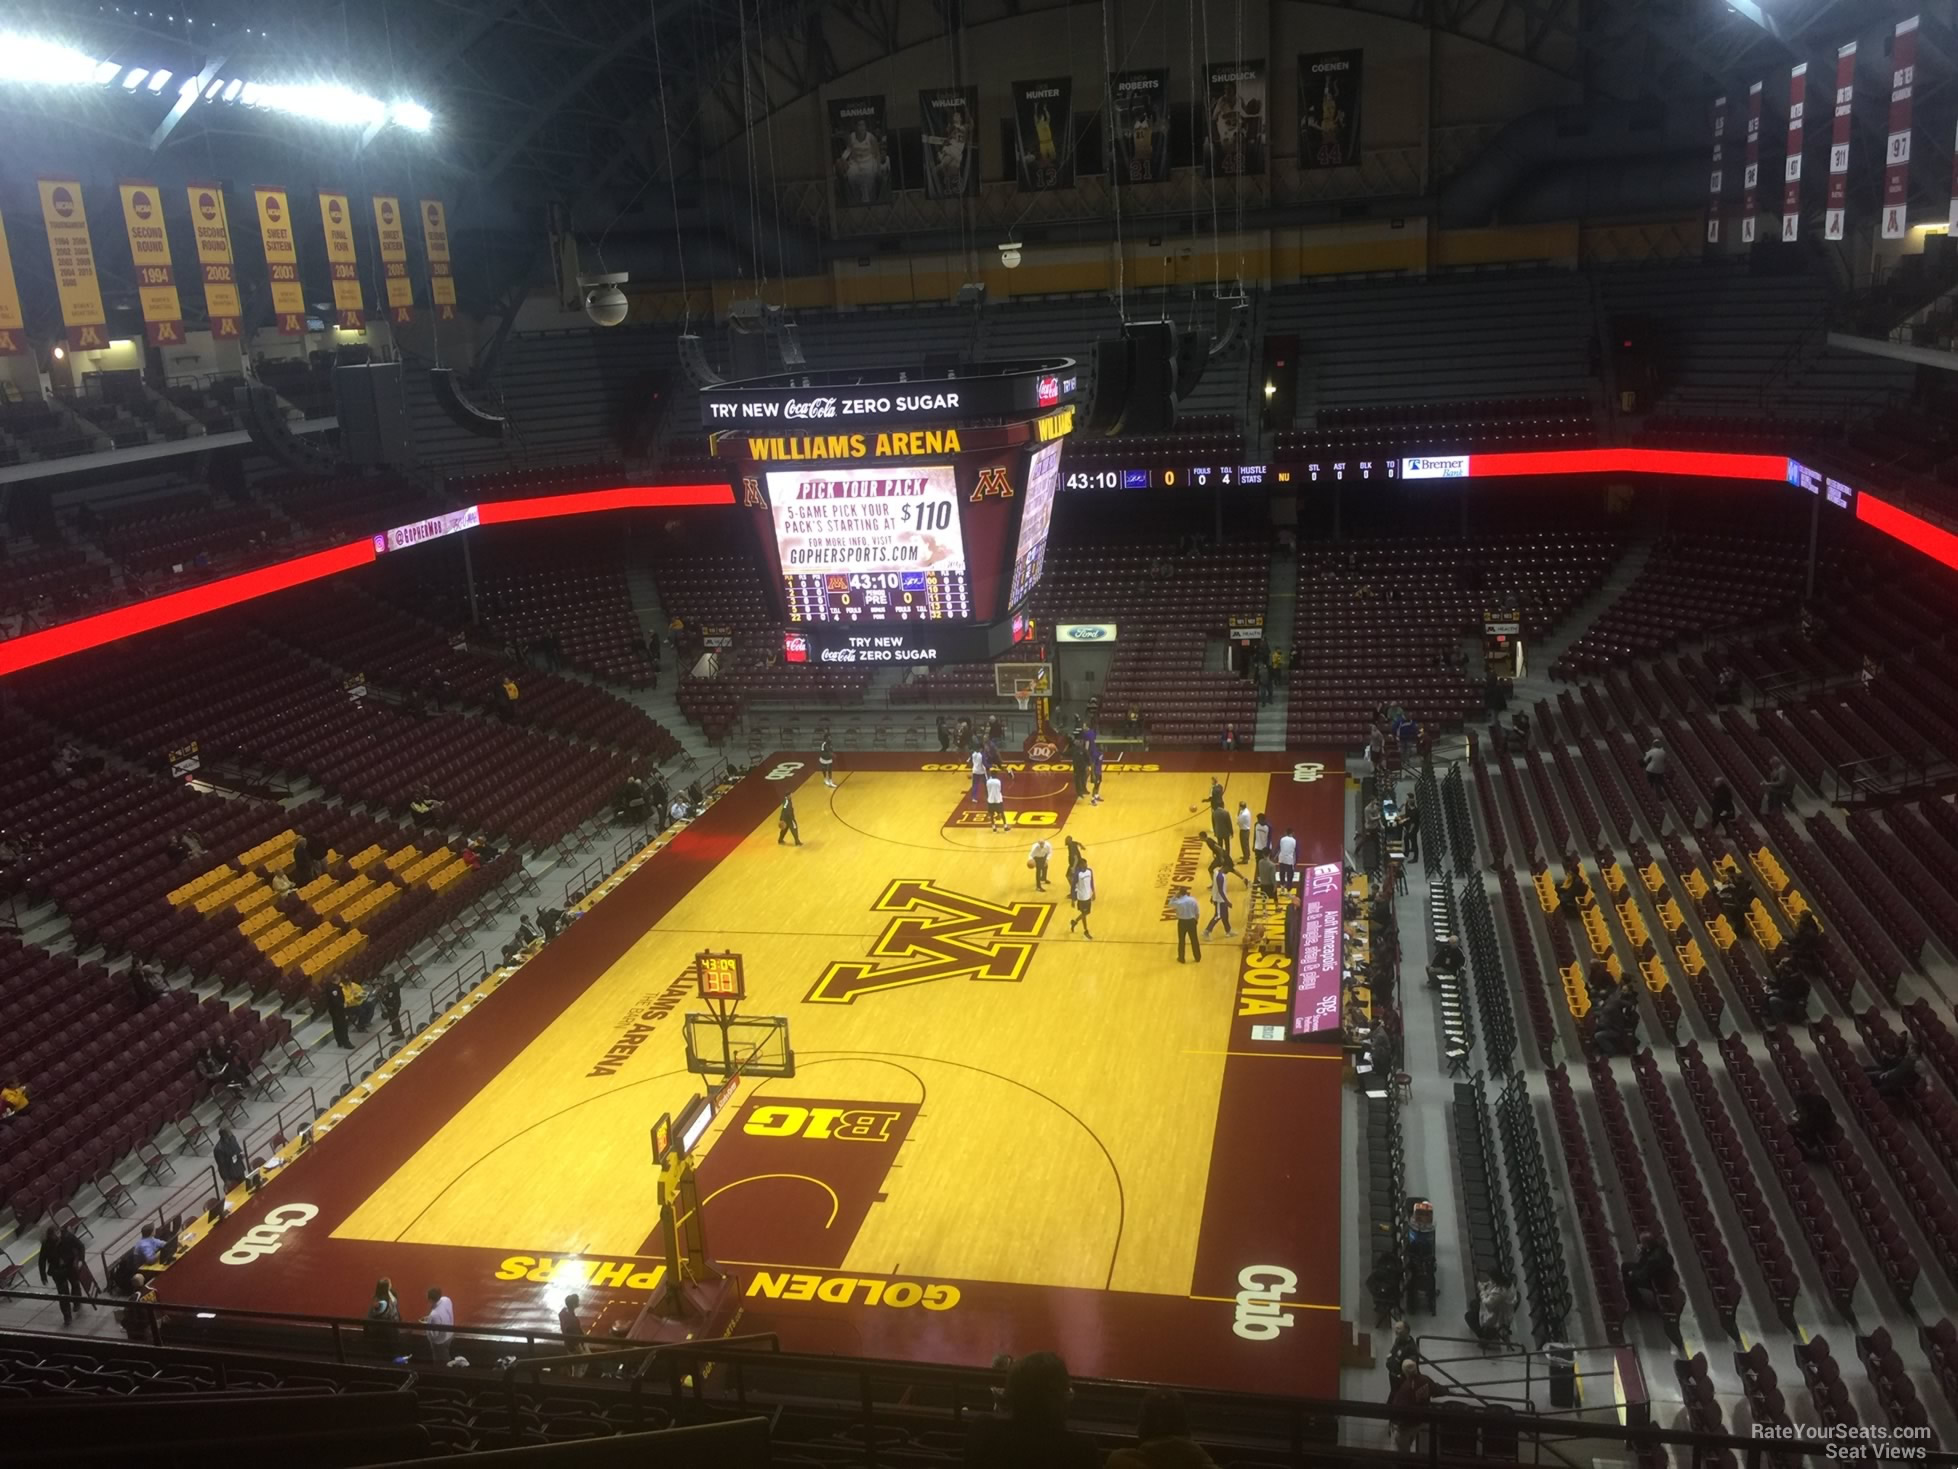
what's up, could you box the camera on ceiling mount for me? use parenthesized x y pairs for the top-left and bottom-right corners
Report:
(998, 240), (1023, 269)
(579, 271), (630, 327)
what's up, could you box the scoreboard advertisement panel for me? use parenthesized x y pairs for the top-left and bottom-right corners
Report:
(766, 464), (972, 622)
(1008, 441), (1064, 610)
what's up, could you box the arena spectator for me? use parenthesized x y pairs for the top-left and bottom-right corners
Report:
(2, 1078), (29, 1119)
(1465, 1268), (1518, 1342)
(1425, 938), (1464, 992)
(1787, 1090), (1836, 1161)
(324, 980), (352, 1049)
(1765, 957), (1811, 1024)
(215, 1125), (248, 1191)
(1620, 1232), (1673, 1306)
(559, 1293), (591, 1375)
(962, 1351), (1099, 1469)
(1591, 981), (1640, 1055)
(38, 1222), (87, 1325)
(132, 1224), (168, 1266)
(1760, 756), (1794, 813)
(130, 961), (168, 1010)
(1382, 1318), (1416, 1385)
(936, 715), (950, 751)
(421, 1287), (456, 1362)
(1865, 1034), (1922, 1098)
(1556, 861), (1589, 915)
(1387, 1358), (1436, 1452)
(1704, 777), (1736, 833)
(1106, 1388), (1218, 1469)
(365, 1278), (403, 1360)
(1641, 736), (1668, 789)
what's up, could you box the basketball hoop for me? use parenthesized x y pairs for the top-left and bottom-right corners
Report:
(1013, 680), (1033, 713)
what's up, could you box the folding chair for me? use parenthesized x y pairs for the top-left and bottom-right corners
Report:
(176, 1114), (209, 1155)
(51, 1203), (90, 1241)
(281, 1036), (313, 1075)
(134, 1140), (175, 1185)
(0, 1249), (23, 1292)
(96, 1172), (136, 1218)
(251, 1062), (285, 1101)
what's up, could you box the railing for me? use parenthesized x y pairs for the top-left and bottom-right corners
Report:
(244, 1086), (322, 1163)
(93, 1167), (221, 1280)
(564, 856), (605, 906)
(611, 827), (651, 867)
(1823, 751), (1933, 807)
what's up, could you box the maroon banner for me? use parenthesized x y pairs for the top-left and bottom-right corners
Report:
(1882, 15), (1918, 239)
(1781, 64), (1807, 241)
(1741, 82), (1763, 242)
(1826, 42), (1856, 240)
(1950, 120), (1957, 234)
(1707, 95), (1728, 246)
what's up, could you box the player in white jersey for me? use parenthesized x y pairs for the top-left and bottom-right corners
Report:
(836, 119), (887, 205)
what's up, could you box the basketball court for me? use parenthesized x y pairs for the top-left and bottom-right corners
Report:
(154, 748), (1350, 1396)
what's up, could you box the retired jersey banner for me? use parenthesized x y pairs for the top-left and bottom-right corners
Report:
(371, 196), (413, 324)
(37, 178), (108, 351)
(1012, 77), (1074, 191)
(918, 86), (979, 199)
(828, 96), (892, 206)
(1110, 69), (1169, 185)
(1298, 50), (1362, 169)
(1882, 16), (1918, 240)
(1205, 60), (1267, 177)
(186, 183), (242, 339)
(254, 186), (306, 335)
(1950, 120), (1958, 233)
(117, 180), (184, 345)
(418, 199), (456, 321)
(1781, 64), (1807, 241)
(1741, 81), (1763, 243)
(0, 209), (26, 355)
(1826, 42), (1856, 240)
(317, 191), (364, 328)
(1706, 95), (1728, 245)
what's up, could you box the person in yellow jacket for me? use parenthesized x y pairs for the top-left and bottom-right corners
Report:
(2, 1080), (29, 1118)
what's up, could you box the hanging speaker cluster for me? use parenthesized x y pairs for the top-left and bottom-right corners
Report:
(1081, 319), (1212, 436)
(237, 384), (341, 477)
(428, 368), (509, 441)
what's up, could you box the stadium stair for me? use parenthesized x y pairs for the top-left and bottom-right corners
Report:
(1255, 547), (1295, 752)
(1512, 539), (1651, 708)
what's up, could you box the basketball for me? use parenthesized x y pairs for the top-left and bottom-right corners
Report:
(1189, 804), (1199, 813)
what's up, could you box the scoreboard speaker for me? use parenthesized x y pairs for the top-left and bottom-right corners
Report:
(678, 333), (725, 389)
(237, 383), (341, 478)
(1173, 329), (1213, 402)
(1082, 336), (1133, 434)
(1122, 321), (1176, 435)
(428, 368), (509, 440)
(333, 362), (412, 467)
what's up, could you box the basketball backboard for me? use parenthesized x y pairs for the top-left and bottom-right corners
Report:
(683, 1012), (795, 1080)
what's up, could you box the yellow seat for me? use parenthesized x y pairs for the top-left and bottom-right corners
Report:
(1603, 863), (1628, 896)
(251, 919), (299, 954)
(1616, 899), (1649, 949)
(1676, 939), (1707, 976)
(237, 829), (299, 867)
(1685, 869), (1711, 901)
(1715, 854), (1741, 880)
(1582, 907), (1612, 957)
(233, 883), (276, 918)
(403, 849), (452, 885)
(1708, 913), (1738, 951)
(1560, 962), (1591, 1018)
(314, 875), (375, 918)
(194, 871), (259, 915)
(1751, 848), (1790, 894)
(1747, 900), (1783, 951)
(1658, 898), (1686, 933)
(1779, 890), (1812, 925)
(340, 885), (398, 926)
(428, 858), (472, 891)
(1639, 956), (1668, 992)
(1641, 862), (1665, 894)
(270, 924), (336, 969)
(238, 906), (282, 939)
(301, 929), (366, 978)
(1604, 950), (1624, 980)
(346, 843), (387, 872)
(1533, 870), (1559, 913)
(168, 863), (234, 906)
(383, 844), (420, 872)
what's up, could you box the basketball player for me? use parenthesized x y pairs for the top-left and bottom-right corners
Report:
(836, 116), (888, 205)
(1029, 835), (1053, 891)
(1236, 801), (1254, 862)
(777, 793), (801, 846)
(1203, 861), (1235, 939)
(1070, 733), (1090, 800)
(1088, 734), (1104, 805)
(1068, 859), (1095, 939)
(1276, 827), (1298, 887)
(819, 735), (836, 788)
(1033, 102), (1057, 166)
(969, 743), (989, 805)
(1210, 81), (1245, 175)
(1207, 779), (1232, 851)
(1064, 835), (1084, 891)
(1130, 103), (1156, 181)
(931, 107), (969, 195)
(985, 771), (1007, 831)
(1252, 810), (1271, 863)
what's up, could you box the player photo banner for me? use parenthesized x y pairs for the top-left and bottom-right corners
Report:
(418, 199), (456, 321)
(1205, 60), (1268, 178)
(1881, 16), (1918, 240)
(371, 196), (413, 324)
(0, 208), (26, 355)
(317, 191), (364, 329)
(37, 177), (109, 352)
(1826, 43), (1855, 241)
(828, 95), (892, 206)
(917, 86), (979, 199)
(117, 181), (184, 346)
(1741, 81), (1763, 244)
(1782, 64), (1807, 242)
(1012, 77), (1074, 191)
(186, 183), (242, 340)
(1706, 95), (1728, 246)
(1950, 120), (1958, 233)
(254, 186), (307, 335)
(1109, 69), (1169, 186)
(1297, 51), (1362, 170)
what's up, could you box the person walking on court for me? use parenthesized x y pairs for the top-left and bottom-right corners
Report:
(1069, 860), (1096, 939)
(1276, 828), (1299, 888)
(1204, 862), (1235, 939)
(819, 735), (837, 788)
(1029, 836), (1053, 891)
(1171, 887), (1202, 962)
(1205, 779), (1231, 851)
(777, 793), (801, 846)
(969, 743), (990, 805)
(935, 715), (950, 752)
(1088, 735), (1105, 805)
(1236, 801), (1254, 863)
(985, 771), (1008, 832)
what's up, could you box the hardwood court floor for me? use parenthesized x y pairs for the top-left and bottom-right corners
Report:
(155, 752), (1350, 1395)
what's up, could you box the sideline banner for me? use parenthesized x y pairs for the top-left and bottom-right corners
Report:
(317, 190), (364, 329)
(1881, 16), (1918, 239)
(1781, 64), (1806, 242)
(186, 183), (242, 339)
(419, 199), (456, 321)
(372, 195), (413, 324)
(0, 208), (27, 354)
(117, 180), (184, 345)
(37, 177), (109, 351)
(254, 186), (307, 335)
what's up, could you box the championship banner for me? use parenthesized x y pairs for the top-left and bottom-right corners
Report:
(1826, 42), (1856, 241)
(36, 178), (109, 352)
(0, 209), (27, 355)
(1012, 77), (1074, 192)
(254, 186), (307, 335)
(1950, 120), (1958, 233)
(317, 190), (364, 329)
(1706, 95), (1728, 245)
(1741, 81), (1762, 243)
(1781, 64), (1807, 242)
(186, 183), (242, 339)
(828, 95), (892, 206)
(1109, 69), (1169, 185)
(917, 86), (979, 199)
(418, 199), (456, 321)
(1298, 50), (1362, 169)
(117, 180), (184, 345)
(1205, 60), (1267, 178)
(1881, 16), (1918, 240)
(371, 195), (413, 324)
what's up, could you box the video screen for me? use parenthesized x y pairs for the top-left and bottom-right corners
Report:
(1007, 441), (1064, 609)
(766, 464), (972, 622)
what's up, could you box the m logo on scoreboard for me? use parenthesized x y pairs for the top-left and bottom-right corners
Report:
(970, 466), (1014, 502)
(807, 880), (1051, 1003)
(742, 476), (766, 509)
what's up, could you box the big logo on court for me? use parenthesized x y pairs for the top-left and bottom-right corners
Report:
(807, 879), (1051, 1004)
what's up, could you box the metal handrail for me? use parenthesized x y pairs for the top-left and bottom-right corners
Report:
(92, 1166), (222, 1280)
(244, 1086), (322, 1163)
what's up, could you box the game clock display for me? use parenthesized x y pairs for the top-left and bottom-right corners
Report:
(767, 464), (972, 623)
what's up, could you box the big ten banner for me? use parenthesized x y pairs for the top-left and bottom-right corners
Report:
(1297, 51), (1362, 170)
(1881, 15), (1918, 240)
(1782, 64), (1807, 242)
(371, 196), (413, 324)
(918, 86), (980, 199)
(1012, 77), (1074, 191)
(0, 207), (26, 355)
(1205, 60), (1268, 178)
(828, 95), (893, 206)
(418, 199), (456, 320)
(1110, 69), (1170, 185)
(1740, 81), (1763, 244)
(36, 178), (108, 351)
(317, 191), (364, 328)
(117, 180), (184, 345)
(254, 186), (307, 334)
(1825, 44), (1855, 241)
(186, 183), (242, 339)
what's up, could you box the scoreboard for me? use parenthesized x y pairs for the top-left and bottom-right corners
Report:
(787, 569), (971, 622)
(765, 464), (972, 623)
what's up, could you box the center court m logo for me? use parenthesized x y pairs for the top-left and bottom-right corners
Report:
(807, 879), (1051, 1004)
